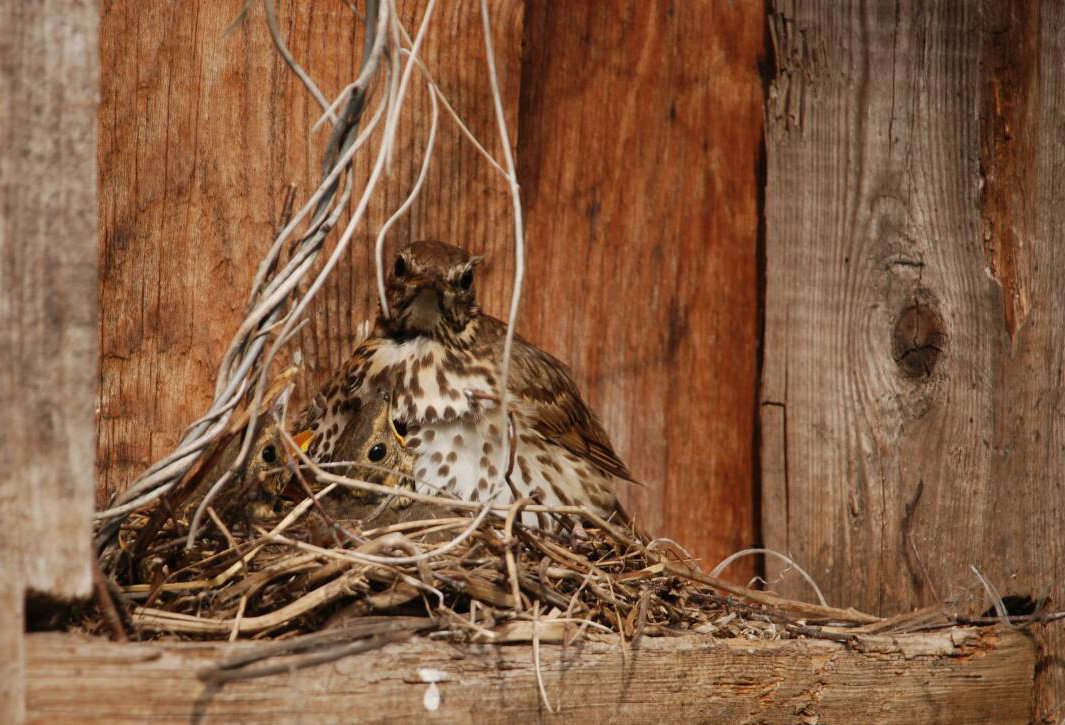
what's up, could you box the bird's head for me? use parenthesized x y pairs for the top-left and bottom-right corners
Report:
(341, 392), (414, 500)
(382, 240), (483, 343)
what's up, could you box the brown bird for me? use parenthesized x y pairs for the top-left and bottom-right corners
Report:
(318, 390), (416, 516)
(301, 240), (634, 525)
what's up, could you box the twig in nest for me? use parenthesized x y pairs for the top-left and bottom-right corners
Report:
(532, 602), (555, 714)
(949, 610), (1065, 627)
(206, 506), (240, 555)
(229, 596), (247, 642)
(93, 557), (129, 642)
(504, 497), (535, 611)
(280, 426), (363, 547)
(632, 587), (650, 650)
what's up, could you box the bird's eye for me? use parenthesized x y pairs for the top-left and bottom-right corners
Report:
(459, 269), (473, 290)
(393, 256), (407, 277)
(261, 444), (277, 464)
(368, 443), (387, 462)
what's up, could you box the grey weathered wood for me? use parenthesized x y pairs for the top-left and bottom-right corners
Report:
(25, 628), (1034, 724)
(0, 0), (100, 721)
(762, 0), (1064, 716)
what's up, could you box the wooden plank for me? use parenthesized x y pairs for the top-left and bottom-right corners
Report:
(984, 1), (1065, 715)
(762, 0), (1065, 716)
(25, 628), (1034, 724)
(517, 2), (765, 576)
(1, 0), (100, 720)
(96, 0), (524, 505)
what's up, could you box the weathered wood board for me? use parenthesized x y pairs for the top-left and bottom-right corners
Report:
(25, 628), (1035, 724)
(1, 0), (100, 721)
(762, 0), (1065, 716)
(518, 1), (765, 575)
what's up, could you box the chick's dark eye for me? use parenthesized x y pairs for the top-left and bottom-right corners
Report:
(367, 443), (387, 462)
(261, 444), (277, 464)
(459, 269), (473, 290)
(393, 257), (407, 277)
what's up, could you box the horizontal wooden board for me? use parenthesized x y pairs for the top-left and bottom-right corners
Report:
(25, 628), (1034, 724)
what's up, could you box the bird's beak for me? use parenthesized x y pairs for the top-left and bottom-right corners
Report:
(407, 285), (442, 330)
(388, 414), (406, 447)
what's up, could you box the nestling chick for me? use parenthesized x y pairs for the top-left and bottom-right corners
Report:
(319, 392), (417, 520)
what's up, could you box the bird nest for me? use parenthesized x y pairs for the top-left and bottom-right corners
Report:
(86, 425), (896, 685)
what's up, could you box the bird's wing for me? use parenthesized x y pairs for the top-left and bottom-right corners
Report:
(508, 338), (638, 484)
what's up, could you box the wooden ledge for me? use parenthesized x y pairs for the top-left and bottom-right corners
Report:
(25, 627), (1034, 724)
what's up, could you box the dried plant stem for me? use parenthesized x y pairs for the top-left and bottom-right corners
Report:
(375, 0), (439, 316)
(710, 548), (829, 608)
(479, 0), (525, 492)
(373, 79), (440, 318)
(504, 498), (534, 611)
(262, 0), (335, 120)
(532, 602), (555, 714)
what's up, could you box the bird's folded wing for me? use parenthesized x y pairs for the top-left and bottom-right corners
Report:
(511, 344), (637, 484)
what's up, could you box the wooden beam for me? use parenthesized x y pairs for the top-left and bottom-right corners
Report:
(762, 0), (1065, 716)
(1, 0), (100, 720)
(96, 0), (524, 504)
(517, 1), (765, 576)
(25, 628), (1034, 723)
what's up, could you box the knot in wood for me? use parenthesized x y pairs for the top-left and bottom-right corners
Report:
(892, 303), (946, 378)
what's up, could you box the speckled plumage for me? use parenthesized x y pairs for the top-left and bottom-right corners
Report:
(302, 240), (633, 526)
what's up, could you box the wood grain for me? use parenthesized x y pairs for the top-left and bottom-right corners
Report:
(1, 0), (100, 719)
(24, 628), (1034, 724)
(984, 2), (1065, 714)
(96, 0), (524, 505)
(762, 0), (1065, 716)
(517, 2), (765, 577)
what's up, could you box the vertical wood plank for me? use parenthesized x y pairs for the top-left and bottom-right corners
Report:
(0, 0), (100, 720)
(96, 1), (524, 504)
(763, 0), (1064, 715)
(983, 2), (1065, 714)
(517, 2), (765, 575)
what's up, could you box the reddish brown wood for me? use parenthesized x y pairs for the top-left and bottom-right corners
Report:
(96, 0), (524, 505)
(516, 2), (765, 576)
